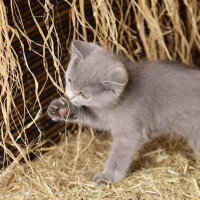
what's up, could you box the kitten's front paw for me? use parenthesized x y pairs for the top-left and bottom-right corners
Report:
(93, 172), (110, 185)
(47, 98), (69, 121)
(93, 170), (126, 184)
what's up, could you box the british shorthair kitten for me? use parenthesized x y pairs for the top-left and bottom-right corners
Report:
(48, 40), (200, 183)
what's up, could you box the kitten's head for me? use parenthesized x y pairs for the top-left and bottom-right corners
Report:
(65, 40), (128, 108)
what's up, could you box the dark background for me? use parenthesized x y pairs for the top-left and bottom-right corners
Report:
(1, 0), (199, 168)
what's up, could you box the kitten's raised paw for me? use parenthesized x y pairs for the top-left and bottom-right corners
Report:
(47, 98), (69, 121)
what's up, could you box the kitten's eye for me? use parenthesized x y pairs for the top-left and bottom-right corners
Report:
(68, 78), (72, 84)
(78, 91), (89, 100)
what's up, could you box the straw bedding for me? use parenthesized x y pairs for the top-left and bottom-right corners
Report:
(0, 0), (200, 199)
(1, 129), (200, 199)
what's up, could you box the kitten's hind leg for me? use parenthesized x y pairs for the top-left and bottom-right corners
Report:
(93, 129), (143, 184)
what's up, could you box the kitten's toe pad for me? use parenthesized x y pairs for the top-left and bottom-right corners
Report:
(60, 108), (68, 117)
(60, 98), (67, 105)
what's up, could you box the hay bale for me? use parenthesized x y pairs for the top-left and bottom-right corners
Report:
(0, 0), (200, 199)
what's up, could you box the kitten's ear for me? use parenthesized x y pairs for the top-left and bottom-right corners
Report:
(70, 40), (100, 60)
(103, 64), (128, 95)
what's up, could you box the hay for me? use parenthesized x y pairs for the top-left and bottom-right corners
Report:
(0, 0), (200, 199)
(1, 130), (200, 199)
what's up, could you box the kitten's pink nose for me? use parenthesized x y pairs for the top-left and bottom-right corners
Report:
(60, 108), (68, 117)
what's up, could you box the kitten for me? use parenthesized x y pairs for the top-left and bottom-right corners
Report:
(48, 40), (200, 183)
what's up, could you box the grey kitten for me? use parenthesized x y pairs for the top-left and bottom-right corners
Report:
(48, 40), (200, 183)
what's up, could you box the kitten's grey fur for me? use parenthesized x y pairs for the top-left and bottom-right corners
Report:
(48, 40), (200, 183)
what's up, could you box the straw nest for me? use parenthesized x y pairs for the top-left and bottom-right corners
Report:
(0, 0), (200, 199)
